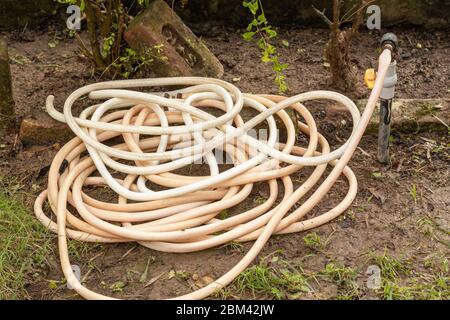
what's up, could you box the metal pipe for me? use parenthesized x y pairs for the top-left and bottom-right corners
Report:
(378, 34), (398, 164)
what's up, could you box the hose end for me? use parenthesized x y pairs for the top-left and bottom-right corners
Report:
(380, 33), (398, 55)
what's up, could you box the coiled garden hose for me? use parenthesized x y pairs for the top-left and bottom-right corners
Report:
(34, 48), (393, 300)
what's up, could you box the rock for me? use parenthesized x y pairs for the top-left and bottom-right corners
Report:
(0, 39), (14, 132)
(202, 276), (214, 285)
(124, 0), (223, 78)
(191, 273), (199, 281)
(330, 98), (449, 133)
(19, 116), (74, 146)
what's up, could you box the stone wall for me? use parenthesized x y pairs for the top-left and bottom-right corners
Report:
(174, 0), (450, 28)
(0, 0), (449, 31)
(0, 0), (58, 31)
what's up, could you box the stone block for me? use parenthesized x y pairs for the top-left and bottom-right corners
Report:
(19, 116), (74, 146)
(124, 0), (223, 78)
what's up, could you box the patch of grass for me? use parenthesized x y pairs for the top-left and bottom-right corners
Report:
(381, 274), (449, 300)
(416, 217), (450, 246)
(234, 256), (312, 299)
(366, 251), (448, 300)
(321, 263), (358, 284)
(66, 239), (102, 261)
(423, 252), (449, 273)
(368, 251), (410, 280)
(302, 232), (326, 251)
(320, 262), (360, 300)
(0, 184), (54, 299)
(417, 217), (437, 237)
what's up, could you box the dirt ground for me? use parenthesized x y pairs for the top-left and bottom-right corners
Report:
(0, 25), (448, 300)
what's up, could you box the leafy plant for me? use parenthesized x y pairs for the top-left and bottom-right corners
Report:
(409, 184), (418, 204)
(242, 0), (288, 93)
(302, 232), (324, 251)
(105, 46), (167, 79)
(55, 0), (165, 78)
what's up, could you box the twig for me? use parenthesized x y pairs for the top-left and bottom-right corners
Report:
(74, 30), (94, 62)
(143, 272), (165, 288)
(432, 114), (449, 129)
(357, 146), (372, 158)
(118, 246), (136, 261)
(312, 6), (332, 26)
(341, 0), (377, 25)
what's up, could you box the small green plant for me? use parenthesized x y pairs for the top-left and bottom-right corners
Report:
(221, 241), (244, 253)
(110, 280), (126, 292)
(409, 184), (418, 204)
(322, 263), (357, 284)
(302, 232), (325, 251)
(137, 0), (150, 7)
(254, 195), (267, 205)
(104, 46), (167, 79)
(168, 269), (190, 281)
(66, 239), (102, 260)
(211, 287), (234, 299)
(417, 217), (437, 237)
(417, 217), (450, 246)
(368, 251), (409, 280)
(371, 171), (382, 179)
(320, 262), (360, 299)
(242, 0), (288, 93)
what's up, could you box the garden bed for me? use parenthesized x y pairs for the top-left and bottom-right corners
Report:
(0, 25), (448, 300)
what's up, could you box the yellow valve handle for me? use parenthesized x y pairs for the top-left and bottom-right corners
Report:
(364, 68), (376, 89)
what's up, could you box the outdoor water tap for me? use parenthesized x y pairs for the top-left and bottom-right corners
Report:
(378, 33), (398, 164)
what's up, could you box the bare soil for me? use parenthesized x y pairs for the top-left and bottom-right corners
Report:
(0, 25), (448, 299)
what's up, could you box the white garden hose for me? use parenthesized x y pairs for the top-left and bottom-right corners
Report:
(34, 48), (393, 300)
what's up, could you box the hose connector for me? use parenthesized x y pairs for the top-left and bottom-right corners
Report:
(380, 33), (398, 55)
(380, 60), (397, 100)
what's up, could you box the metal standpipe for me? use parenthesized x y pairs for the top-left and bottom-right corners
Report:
(378, 33), (398, 164)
